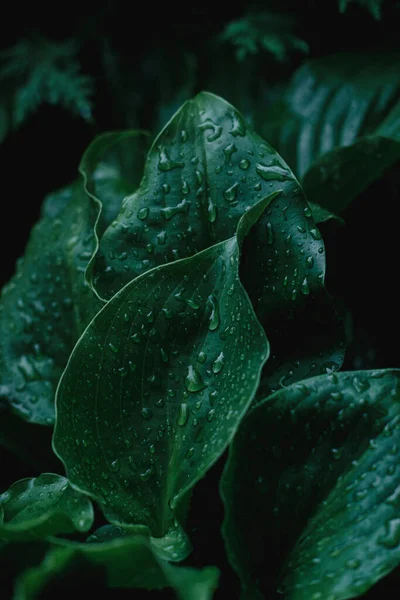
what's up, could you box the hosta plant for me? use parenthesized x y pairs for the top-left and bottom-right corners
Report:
(1, 84), (399, 600)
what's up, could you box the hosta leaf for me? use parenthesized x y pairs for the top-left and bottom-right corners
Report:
(90, 91), (308, 299)
(87, 91), (344, 397)
(0, 183), (101, 425)
(0, 132), (147, 427)
(53, 195), (272, 536)
(260, 53), (400, 212)
(11, 534), (219, 600)
(0, 473), (93, 539)
(79, 130), (149, 237)
(221, 369), (400, 600)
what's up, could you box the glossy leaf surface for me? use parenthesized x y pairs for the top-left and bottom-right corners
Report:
(222, 369), (400, 599)
(0, 474), (94, 539)
(0, 183), (101, 424)
(260, 53), (400, 211)
(90, 91), (305, 299)
(53, 196), (272, 535)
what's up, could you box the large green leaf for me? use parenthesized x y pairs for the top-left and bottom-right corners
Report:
(10, 532), (219, 600)
(53, 194), (273, 537)
(86, 91), (344, 397)
(0, 183), (101, 425)
(260, 53), (400, 212)
(221, 369), (400, 600)
(90, 91), (307, 299)
(0, 473), (93, 539)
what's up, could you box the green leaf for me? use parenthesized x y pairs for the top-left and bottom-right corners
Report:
(259, 53), (400, 213)
(0, 35), (93, 142)
(90, 91), (307, 300)
(53, 194), (272, 536)
(220, 12), (308, 62)
(0, 473), (94, 539)
(339, 0), (384, 19)
(86, 90), (344, 407)
(11, 533), (219, 600)
(221, 369), (400, 600)
(79, 130), (150, 237)
(0, 183), (102, 425)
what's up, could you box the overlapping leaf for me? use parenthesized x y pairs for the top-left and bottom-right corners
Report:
(259, 53), (400, 212)
(221, 369), (400, 599)
(0, 183), (101, 425)
(9, 533), (219, 600)
(0, 473), (94, 539)
(89, 91), (309, 299)
(53, 195), (273, 536)
(0, 132), (147, 427)
(85, 91), (344, 396)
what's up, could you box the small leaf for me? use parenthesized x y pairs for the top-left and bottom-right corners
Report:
(0, 474), (94, 539)
(53, 195), (272, 536)
(221, 369), (400, 599)
(0, 183), (102, 425)
(11, 533), (219, 600)
(79, 130), (150, 237)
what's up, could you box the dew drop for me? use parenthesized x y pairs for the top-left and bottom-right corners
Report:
(207, 198), (217, 223)
(306, 256), (314, 269)
(304, 206), (312, 218)
(256, 163), (291, 182)
(177, 403), (189, 427)
(185, 365), (207, 392)
(224, 143), (237, 163)
(301, 277), (310, 295)
(137, 207), (149, 220)
(197, 351), (207, 364)
(158, 146), (184, 171)
(207, 295), (220, 331)
(229, 111), (246, 136)
(139, 466), (154, 482)
(206, 408), (216, 422)
(141, 407), (153, 421)
(212, 352), (225, 374)
(161, 199), (190, 220)
(266, 223), (274, 245)
(198, 118), (222, 142)
(239, 158), (250, 170)
(108, 342), (119, 353)
(310, 228), (322, 241)
(224, 182), (239, 203)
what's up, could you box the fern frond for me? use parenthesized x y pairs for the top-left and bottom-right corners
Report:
(338, 0), (384, 19)
(0, 35), (94, 142)
(220, 12), (309, 63)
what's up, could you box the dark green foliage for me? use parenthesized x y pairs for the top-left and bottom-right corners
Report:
(1, 3), (399, 599)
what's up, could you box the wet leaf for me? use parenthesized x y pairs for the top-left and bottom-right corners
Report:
(0, 183), (102, 425)
(89, 91), (308, 300)
(53, 195), (272, 536)
(221, 369), (400, 599)
(0, 473), (93, 539)
(260, 53), (400, 212)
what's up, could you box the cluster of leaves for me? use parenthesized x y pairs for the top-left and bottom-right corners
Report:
(1, 2), (400, 599)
